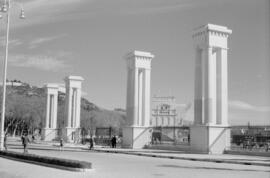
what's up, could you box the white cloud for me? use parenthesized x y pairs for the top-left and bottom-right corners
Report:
(0, 37), (23, 48)
(12, 0), (194, 28)
(8, 53), (71, 72)
(12, 0), (89, 28)
(28, 34), (67, 49)
(229, 100), (270, 112)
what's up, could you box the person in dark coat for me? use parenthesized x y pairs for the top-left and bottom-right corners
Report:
(111, 135), (117, 148)
(4, 133), (7, 151)
(22, 135), (30, 153)
(59, 138), (64, 151)
(89, 136), (94, 150)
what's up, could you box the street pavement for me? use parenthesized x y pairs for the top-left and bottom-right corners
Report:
(0, 137), (269, 178)
(6, 137), (270, 167)
(1, 148), (270, 178)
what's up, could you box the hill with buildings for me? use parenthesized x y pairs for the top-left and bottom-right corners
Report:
(0, 81), (126, 136)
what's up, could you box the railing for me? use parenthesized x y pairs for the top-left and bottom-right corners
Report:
(229, 143), (270, 152)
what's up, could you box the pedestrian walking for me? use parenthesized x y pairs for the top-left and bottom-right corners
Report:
(4, 133), (7, 151)
(22, 134), (30, 153)
(59, 138), (64, 151)
(89, 136), (94, 150)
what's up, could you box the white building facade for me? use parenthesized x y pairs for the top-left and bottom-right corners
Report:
(151, 96), (177, 127)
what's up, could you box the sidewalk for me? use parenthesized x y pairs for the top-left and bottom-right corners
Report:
(93, 147), (270, 167)
(6, 137), (270, 167)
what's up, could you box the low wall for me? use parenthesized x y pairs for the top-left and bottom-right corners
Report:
(145, 144), (191, 152)
(0, 151), (92, 172)
(224, 150), (270, 157)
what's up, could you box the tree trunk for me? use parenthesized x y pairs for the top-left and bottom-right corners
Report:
(12, 124), (18, 137)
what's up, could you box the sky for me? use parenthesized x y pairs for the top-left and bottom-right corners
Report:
(0, 0), (269, 125)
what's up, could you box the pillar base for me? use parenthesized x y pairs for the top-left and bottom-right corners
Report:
(122, 126), (152, 149)
(41, 128), (58, 141)
(190, 125), (230, 154)
(62, 127), (81, 143)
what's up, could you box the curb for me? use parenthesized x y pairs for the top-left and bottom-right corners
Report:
(94, 149), (270, 167)
(0, 151), (92, 172)
(0, 155), (92, 172)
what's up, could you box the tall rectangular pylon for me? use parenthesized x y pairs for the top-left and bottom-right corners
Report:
(122, 51), (154, 148)
(42, 84), (59, 141)
(191, 24), (232, 154)
(63, 76), (84, 142)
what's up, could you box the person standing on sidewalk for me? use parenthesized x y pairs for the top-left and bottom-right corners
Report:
(59, 138), (64, 151)
(89, 136), (94, 150)
(111, 135), (117, 148)
(4, 133), (7, 151)
(23, 134), (30, 153)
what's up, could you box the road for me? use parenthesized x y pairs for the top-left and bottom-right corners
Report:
(0, 148), (269, 178)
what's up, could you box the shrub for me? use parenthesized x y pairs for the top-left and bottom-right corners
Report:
(0, 151), (91, 170)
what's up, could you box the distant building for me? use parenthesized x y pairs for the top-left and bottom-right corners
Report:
(2, 80), (27, 87)
(151, 96), (178, 127)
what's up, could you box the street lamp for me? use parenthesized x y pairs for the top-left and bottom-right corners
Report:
(0, 0), (25, 150)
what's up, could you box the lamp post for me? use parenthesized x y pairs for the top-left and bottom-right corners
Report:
(0, 0), (25, 150)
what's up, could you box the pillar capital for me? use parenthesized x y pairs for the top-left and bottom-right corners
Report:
(193, 24), (232, 50)
(125, 50), (154, 70)
(64, 76), (84, 89)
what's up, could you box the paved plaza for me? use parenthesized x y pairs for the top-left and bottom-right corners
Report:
(1, 139), (269, 178)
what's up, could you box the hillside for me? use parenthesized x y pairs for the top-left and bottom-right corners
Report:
(0, 81), (126, 136)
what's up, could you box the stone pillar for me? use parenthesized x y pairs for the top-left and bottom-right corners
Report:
(204, 47), (216, 125)
(194, 48), (203, 125)
(63, 76), (84, 142)
(217, 49), (228, 125)
(191, 24), (232, 154)
(143, 69), (151, 127)
(122, 51), (154, 148)
(42, 84), (59, 141)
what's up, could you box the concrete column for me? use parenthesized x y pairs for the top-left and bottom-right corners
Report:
(45, 93), (50, 128)
(194, 48), (203, 125)
(49, 95), (53, 128)
(138, 69), (143, 126)
(126, 68), (133, 126)
(204, 47), (216, 125)
(218, 48), (228, 125)
(67, 87), (72, 127)
(72, 88), (77, 127)
(143, 69), (151, 127)
(76, 88), (82, 128)
(133, 68), (139, 126)
(53, 94), (58, 128)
